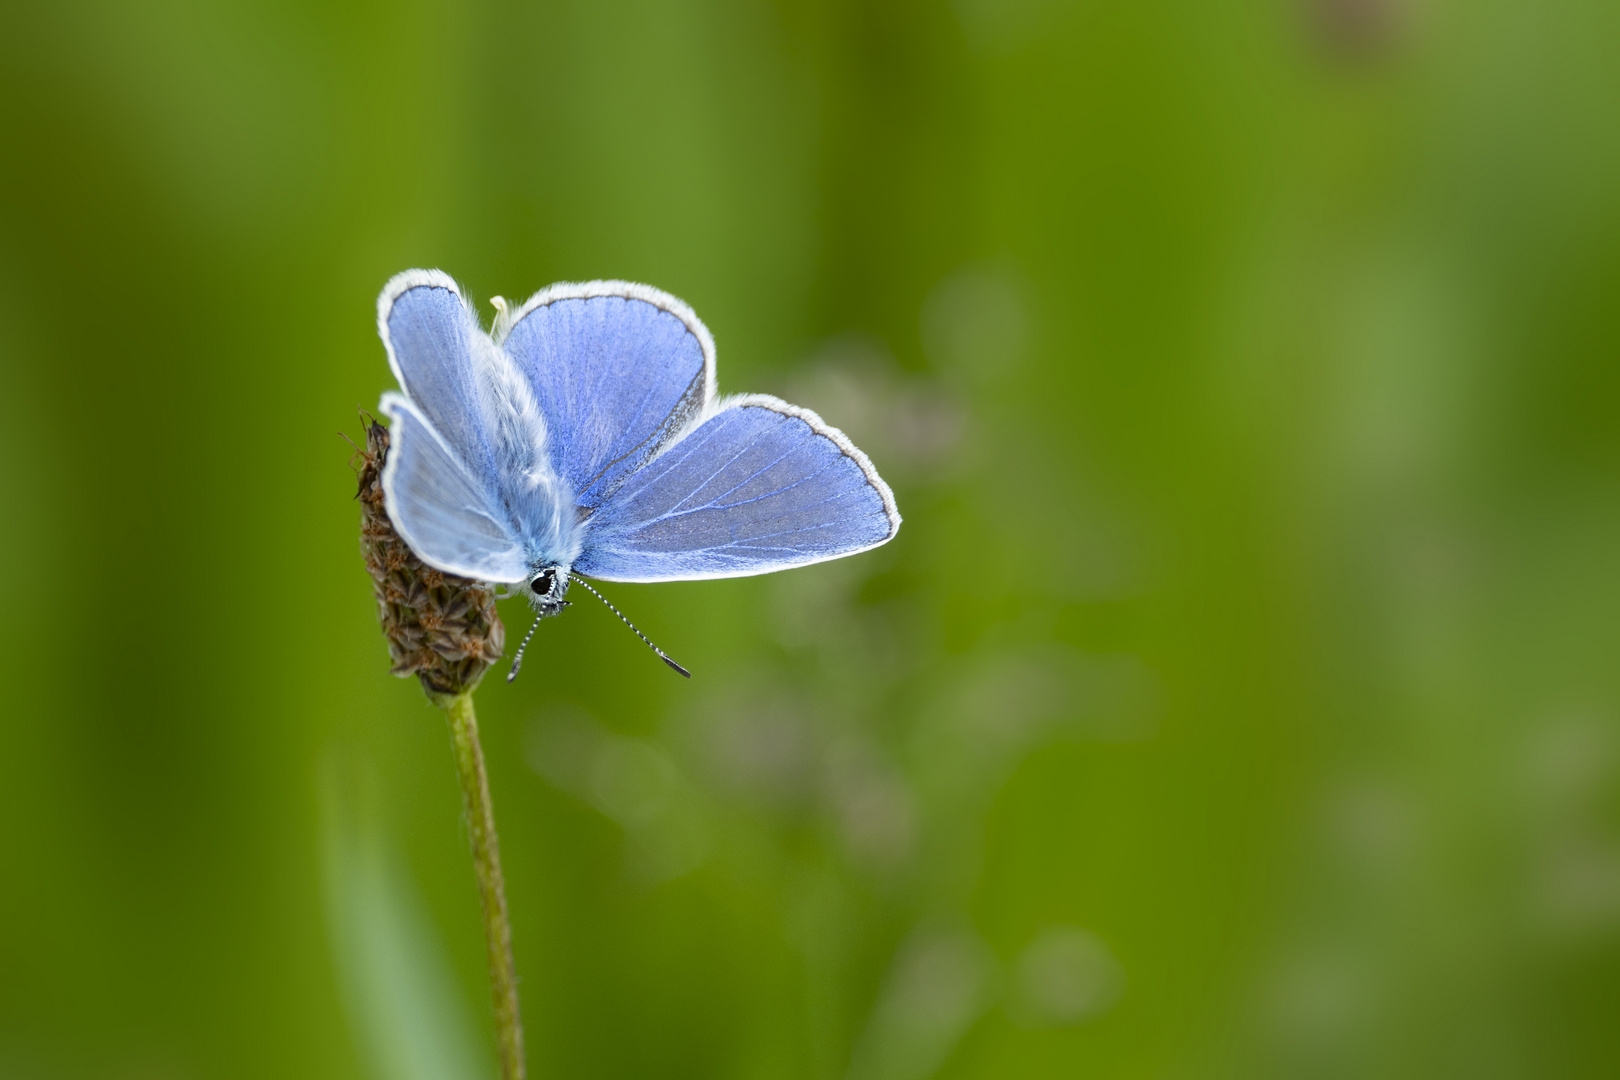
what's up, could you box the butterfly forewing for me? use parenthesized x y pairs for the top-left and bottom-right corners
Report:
(501, 285), (715, 510)
(381, 273), (502, 482)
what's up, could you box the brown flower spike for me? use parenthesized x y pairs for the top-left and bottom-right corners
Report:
(355, 417), (506, 695)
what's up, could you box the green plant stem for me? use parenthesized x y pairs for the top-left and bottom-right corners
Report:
(437, 691), (525, 1080)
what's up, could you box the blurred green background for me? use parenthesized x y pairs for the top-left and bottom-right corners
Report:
(4, 0), (1620, 1076)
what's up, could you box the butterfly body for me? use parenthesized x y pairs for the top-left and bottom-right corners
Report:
(376, 270), (900, 671)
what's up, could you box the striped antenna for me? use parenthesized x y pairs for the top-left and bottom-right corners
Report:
(568, 577), (692, 678)
(506, 615), (542, 683)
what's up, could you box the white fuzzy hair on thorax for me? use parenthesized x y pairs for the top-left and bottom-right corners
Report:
(460, 289), (584, 570)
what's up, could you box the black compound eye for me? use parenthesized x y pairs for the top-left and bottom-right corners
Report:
(531, 569), (555, 594)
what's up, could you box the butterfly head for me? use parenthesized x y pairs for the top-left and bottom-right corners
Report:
(527, 564), (572, 616)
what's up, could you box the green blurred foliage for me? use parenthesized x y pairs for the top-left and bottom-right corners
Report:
(4, 0), (1620, 1077)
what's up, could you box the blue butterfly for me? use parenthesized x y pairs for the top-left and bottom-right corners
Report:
(376, 270), (902, 679)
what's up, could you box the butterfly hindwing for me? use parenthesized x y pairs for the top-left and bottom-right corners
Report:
(500, 283), (715, 510)
(377, 393), (531, 583)
(575, 395), (901, 582)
